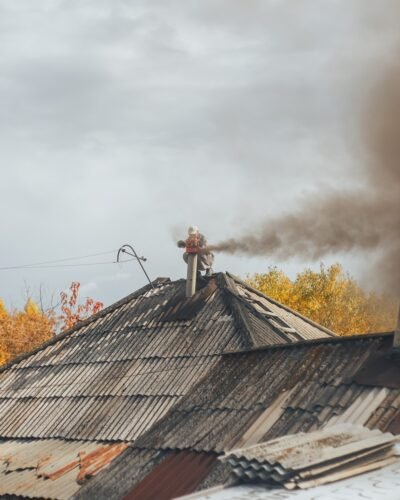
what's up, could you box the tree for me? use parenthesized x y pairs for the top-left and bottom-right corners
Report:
(247, 263), (397, 335)
(0, 298), (55, 365)
(59, 282), (103, 332)
(0, 282), (104, 365)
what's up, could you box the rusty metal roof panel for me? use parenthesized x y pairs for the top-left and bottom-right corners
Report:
(124, 451), (217, 500)
(0, 439), (128, 499)
(72, 448), (168, 500)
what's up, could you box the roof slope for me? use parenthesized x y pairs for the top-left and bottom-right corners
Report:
(76, 331), (400, 499)
(0, 273), (333, 444)
(133, 333), (400, 454)
(136, 334), (400, 452)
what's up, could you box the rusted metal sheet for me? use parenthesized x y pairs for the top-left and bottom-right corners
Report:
(0, 439), (128, 499)
(124, 451), (217, 500)
(77, 443), (129, 482)
(72, 448), (166, 500)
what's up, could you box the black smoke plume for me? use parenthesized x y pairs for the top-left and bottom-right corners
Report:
(210, 64), (400, 294)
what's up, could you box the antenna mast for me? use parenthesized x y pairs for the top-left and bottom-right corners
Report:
(116, 244), (154, 289)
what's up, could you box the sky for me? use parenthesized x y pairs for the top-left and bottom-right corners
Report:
(0, 0), (398, 308)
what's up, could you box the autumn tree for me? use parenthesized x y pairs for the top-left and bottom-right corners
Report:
(247, 263), (397, 335)
(59, 281), (103, 332)
(0, 281), (103, 365)
(0, 298), (55, 365)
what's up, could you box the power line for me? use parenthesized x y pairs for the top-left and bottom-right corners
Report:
(0, 258), (136, 271)
(0, 249), (121, 271)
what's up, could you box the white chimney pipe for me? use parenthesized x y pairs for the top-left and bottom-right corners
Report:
(186, 253), (198, 298)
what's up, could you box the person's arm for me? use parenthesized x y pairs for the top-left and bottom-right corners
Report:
(199, 234), (208, 248)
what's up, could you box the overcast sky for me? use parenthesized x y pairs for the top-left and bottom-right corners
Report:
(0, 1), (398, 308)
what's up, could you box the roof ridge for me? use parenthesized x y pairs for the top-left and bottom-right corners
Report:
(225, 272), (336, 337)
(220, 273), (262, 349)
(221, 330), (394, 356)
(0, 277), (171, 374)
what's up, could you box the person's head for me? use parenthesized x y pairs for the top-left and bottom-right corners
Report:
(188, 225), (199, 235)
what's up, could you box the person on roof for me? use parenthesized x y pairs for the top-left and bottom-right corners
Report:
(177, 226), (214, 277)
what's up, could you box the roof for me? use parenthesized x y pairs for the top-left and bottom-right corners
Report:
(83, 331), (400, 499)
(221, 423), (398, 488)
(125, 451), (217, 500)
(0, 439), (128, 499)
(133, 334), (400, 454)
(0, 265), (397, 499)
(186, 456), (400, 500)
(0, 273), (333, 443)
(0, 272), (335, 498)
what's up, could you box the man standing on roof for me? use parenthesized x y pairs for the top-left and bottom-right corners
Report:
(177, 226), (214, 277)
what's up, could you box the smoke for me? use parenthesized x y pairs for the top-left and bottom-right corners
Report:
(211, 63), (400, 294)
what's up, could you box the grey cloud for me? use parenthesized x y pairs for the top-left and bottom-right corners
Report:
(0, 0), (398, 307)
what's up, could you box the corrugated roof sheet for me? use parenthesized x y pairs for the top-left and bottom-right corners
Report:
(222, 424), (398, 489)
(62, 327), (398, 497)
(125, 451), (217, 500)
(230, 274), (335, 341)
(134, 335), (400, 453)
(73, 448), (166, 500)
(0, 438), (128, 499)
(0, 274), (333, 444)
(185, 457), (400, 500)
(0, 273), (343, 498)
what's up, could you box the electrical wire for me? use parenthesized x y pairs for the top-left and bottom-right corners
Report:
(0, 249), (119, 271)
(0, 250), (141, 271)
(0, 258), (137, 270)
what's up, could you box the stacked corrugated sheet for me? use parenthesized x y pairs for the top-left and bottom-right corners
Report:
(221, 424), (399, 489)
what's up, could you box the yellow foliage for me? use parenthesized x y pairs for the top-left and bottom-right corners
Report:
(0, 298), (55, 366)
(0, 282), (103, 366)
(0, 300), (7, 319)
(24, 298), (40, 316)
(247, 263), (397, 336)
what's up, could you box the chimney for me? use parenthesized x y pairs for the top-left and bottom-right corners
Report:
(178, 226), (207, 298)
(394, 306), (400, 349)
(186, 253), (198, 298)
